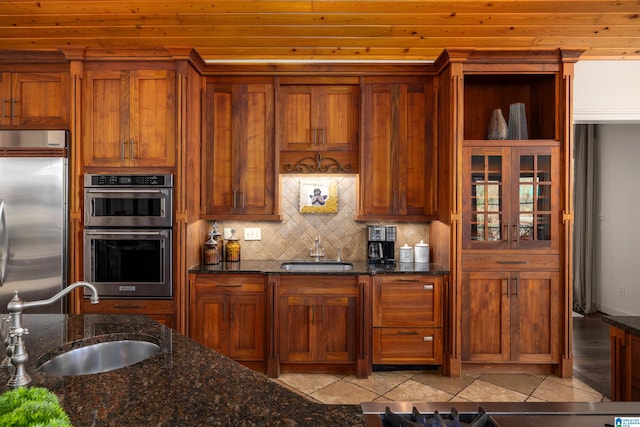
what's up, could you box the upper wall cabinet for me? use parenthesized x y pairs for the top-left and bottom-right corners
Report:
(82, 64), (177, 169)
(277, 78), (359, 173)
(201, 77), (279, 220)
(0, 71), (69, 128)
(357, 77), (437, 220)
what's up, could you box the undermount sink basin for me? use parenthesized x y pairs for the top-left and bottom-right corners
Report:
(280, 261), (353, 272)
(38, 339), (160, 376)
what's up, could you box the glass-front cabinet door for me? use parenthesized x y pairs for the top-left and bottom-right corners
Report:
(513, 146), (559, 250)
(463, 145), (559, 250)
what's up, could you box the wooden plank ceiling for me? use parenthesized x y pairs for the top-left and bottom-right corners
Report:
(1, 0), (640, 61)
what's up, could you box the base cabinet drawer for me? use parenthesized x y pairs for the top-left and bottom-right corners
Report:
(372, 327), (443, 365)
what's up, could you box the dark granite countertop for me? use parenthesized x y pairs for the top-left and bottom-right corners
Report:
(602, 315), (640, 337)
(0, 314), (364, 426)
(189, 260), (449, 275)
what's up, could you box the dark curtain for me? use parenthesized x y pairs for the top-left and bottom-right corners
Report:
(573, 124), (598, 314)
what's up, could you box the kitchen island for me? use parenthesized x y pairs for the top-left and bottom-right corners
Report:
(0, 314), (364, 426)
(603, 316), (640, 401)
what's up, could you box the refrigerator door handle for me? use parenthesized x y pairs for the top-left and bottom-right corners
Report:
(0, 199), (7, 286)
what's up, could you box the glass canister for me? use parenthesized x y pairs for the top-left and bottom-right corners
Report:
(225, 229), (241, 262)
(211, 222), (224, 260)
(203, 231), (220, 265)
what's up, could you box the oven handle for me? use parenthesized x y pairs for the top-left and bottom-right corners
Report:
(85, 189), (169, 194)
(84, 230), (168, 236)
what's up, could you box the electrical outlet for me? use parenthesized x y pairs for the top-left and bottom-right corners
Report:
(223, 228), (233, 240)
(620, 287), (626, 297)
(244, 227), (261, 241)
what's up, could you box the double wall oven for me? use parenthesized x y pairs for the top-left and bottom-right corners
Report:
(83, 174), (173, 299)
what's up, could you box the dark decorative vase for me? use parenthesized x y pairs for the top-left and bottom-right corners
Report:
(487, 108), (508, 140)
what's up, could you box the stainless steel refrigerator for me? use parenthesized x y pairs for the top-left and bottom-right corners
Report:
(0, 130), (68, 314)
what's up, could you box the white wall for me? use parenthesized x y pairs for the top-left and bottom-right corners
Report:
(574, 60), (640, 123)
(596, 123), (640, 315)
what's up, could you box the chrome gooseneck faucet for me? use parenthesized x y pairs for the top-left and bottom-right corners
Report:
(310, 235), (325, 262)
(4, 281), (99, 387)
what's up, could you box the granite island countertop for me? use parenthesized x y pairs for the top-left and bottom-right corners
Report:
(189, 260), (449, 275)
(0, 314), (364, 426)
(602, 315), (640, 337)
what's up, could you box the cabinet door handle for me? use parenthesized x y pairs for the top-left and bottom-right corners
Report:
(216, 284), (242, 288)
(311, 305), (315, 323)
(502, 276), (509, 297)
(232, 190), (237, 209)
(320, 127), (325, 145)
(398, 331), (419, 335)
(513, 224), (519, 245)
(497, 261), (527, 265)
(230, 303), (235, 322)
(130, 139), (135, 160)
(121, 140), (126, 161)
(313, 128), (317, 145)
(1, 98), (6, 119)
(423, 336), (434, 342)
(241, 191), (245, 210)
(423, 285), (434, 290)
(512, 276), (518, 298)
(10, 99), (16, 119)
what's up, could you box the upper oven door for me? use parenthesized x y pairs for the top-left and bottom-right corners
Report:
(84, 188), (173, 228)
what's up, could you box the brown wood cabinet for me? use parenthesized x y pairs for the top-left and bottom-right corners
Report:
(278, 84), (359, 152)
(82, 65), (177, 168)
(0, 71), (69, 128)
(372, 275), (444, 365)
(610, 325), (640, 401)
(189, 274), (266, 366)
(201, 77), (279, 220)
(358, 78), (437, 220)
(437, 50), (580, 377)
(276, 275), (359, 371)
(278, 82), (359, 173)
(460, 270), (560, 364)
(81, 298), (176, 329)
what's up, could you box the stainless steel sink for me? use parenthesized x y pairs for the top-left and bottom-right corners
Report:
(38, 339), (160, 376)
(280, 261), (353, 272)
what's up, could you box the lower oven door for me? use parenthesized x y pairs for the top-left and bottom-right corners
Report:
(84, 229), (172, 298)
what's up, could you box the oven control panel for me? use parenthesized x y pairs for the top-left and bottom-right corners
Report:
(85, 174), (173, 187)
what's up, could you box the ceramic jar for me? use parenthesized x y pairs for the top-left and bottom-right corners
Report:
(399, 244), (413, 263)
(414, 240), (430, 263)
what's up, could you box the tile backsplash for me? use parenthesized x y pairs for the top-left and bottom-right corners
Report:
(208, 176), (429, 261)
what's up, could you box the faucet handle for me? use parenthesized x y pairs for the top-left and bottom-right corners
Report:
(337, 248), (342, 262)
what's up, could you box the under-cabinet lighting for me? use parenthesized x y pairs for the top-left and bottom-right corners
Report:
(203, 59), (435, 64)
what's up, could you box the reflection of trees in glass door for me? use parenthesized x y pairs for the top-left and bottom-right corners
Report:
(464, 145), (558, 250)
(464, 147), (511, 249)
(518, 153), (552, 243)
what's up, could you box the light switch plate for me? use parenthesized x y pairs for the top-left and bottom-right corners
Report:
(244, 227), (261, 241)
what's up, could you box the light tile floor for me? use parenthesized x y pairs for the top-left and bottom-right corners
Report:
(268, 370), (608, 405)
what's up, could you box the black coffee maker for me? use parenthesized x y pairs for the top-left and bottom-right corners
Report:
(367, 225), (396, 264)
